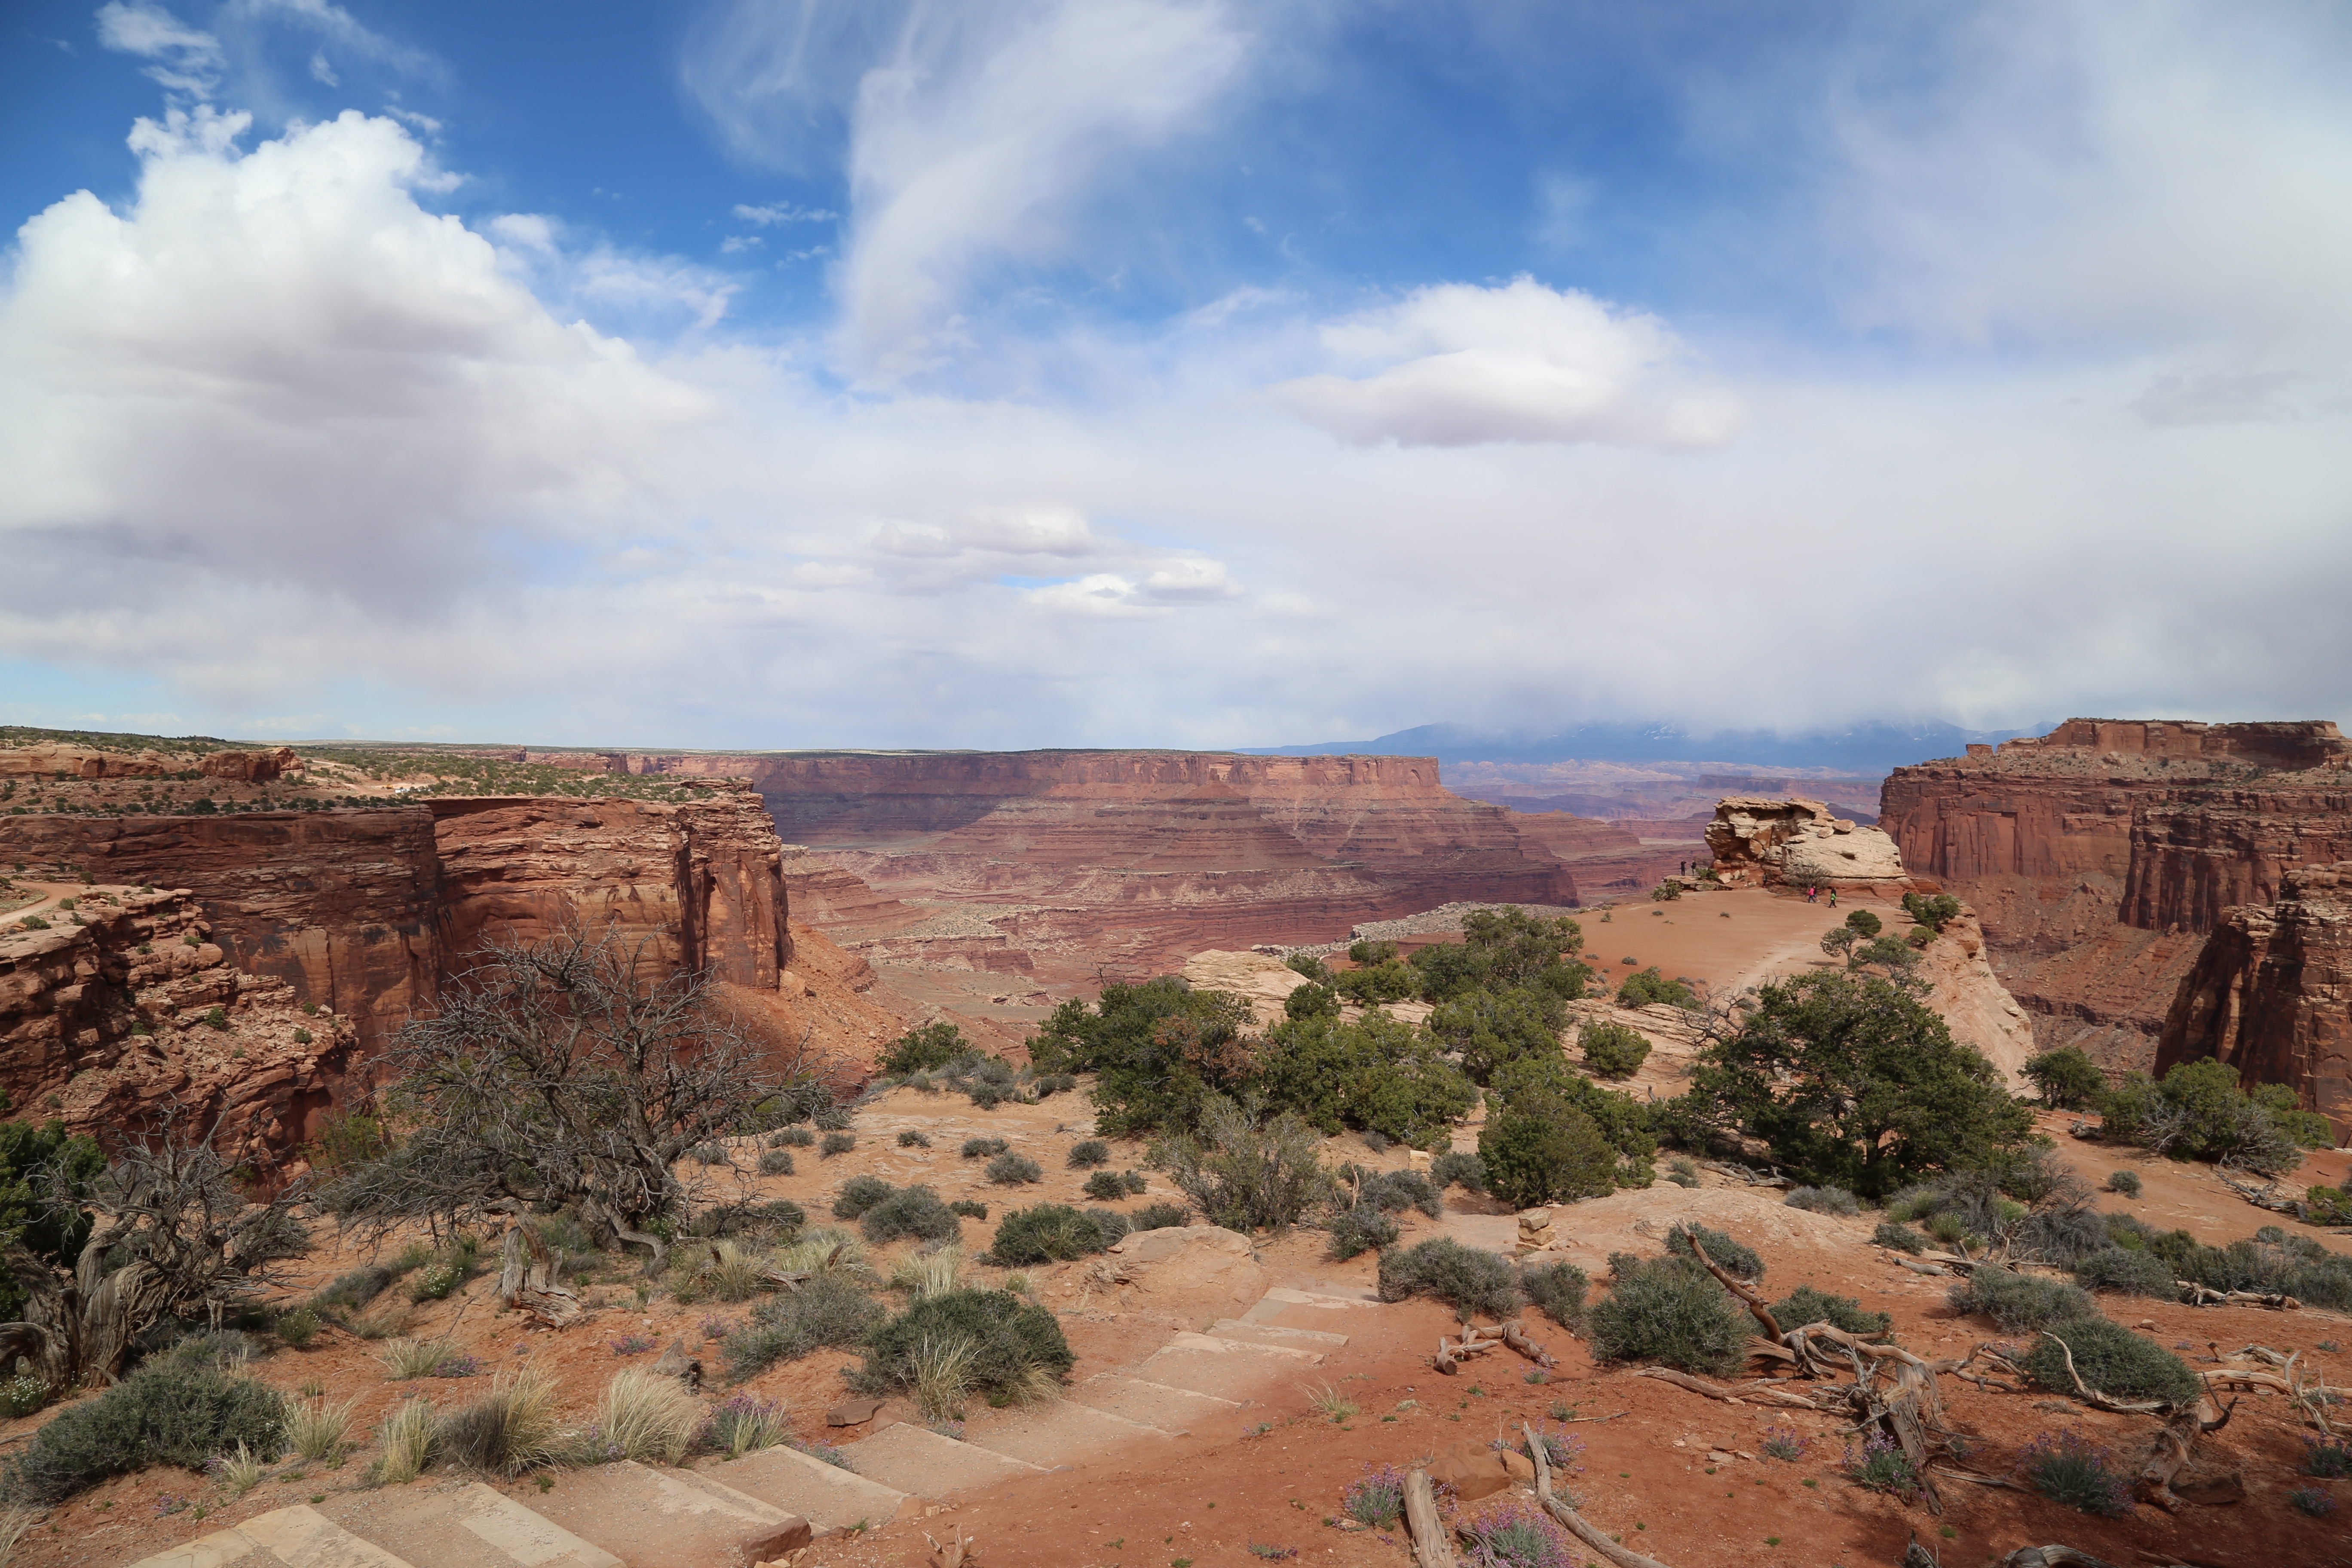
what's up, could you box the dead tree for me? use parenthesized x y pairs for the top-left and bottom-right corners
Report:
(0, 1105), (311, 1388)
(327, 926), (825, 1274)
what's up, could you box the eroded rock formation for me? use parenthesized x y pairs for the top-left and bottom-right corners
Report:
(1705, 796), (1909, 891)
(1882, 718), (2352, 1075)
(2158, 861), (2352, 1138)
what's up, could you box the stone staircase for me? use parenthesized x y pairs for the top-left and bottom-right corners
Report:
(130, 1280), (1378, 1568)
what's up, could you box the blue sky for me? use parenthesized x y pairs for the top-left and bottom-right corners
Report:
(2, 1), (2348, 748)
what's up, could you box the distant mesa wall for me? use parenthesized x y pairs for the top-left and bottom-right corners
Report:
(2157, 861), (2352, 1138)
(1705, 796), (1911, 891)
(0, 786), (791, 1050)
(0, 743), (299, 782)
(1880, 717), (2352, 1079)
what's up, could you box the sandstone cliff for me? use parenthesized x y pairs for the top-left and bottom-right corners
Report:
(2158, 861), (2352, 1138)
(1881, 718), (2352, 1076)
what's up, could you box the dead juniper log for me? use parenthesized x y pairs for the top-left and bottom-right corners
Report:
(1521, 1419), (1675, 1568)
(325, 926), (838, 1275)
(1401, 1469), (1456, 1568)
(2136, 1399), (2236, 1511)
(496, 1222), (584, 1327)
(0, 1102), (310, 1389)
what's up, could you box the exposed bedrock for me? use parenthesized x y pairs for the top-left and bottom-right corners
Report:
(2158, 861), (2352, 1139)
(1881, 717), (2352, 1081)
(1704, 795), (1911, 893)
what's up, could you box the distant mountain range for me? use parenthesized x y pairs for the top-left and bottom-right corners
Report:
(1240, 720), (2053, 774)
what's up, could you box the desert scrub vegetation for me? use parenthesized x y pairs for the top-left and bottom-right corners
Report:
(595, 1367), (703, 1464)
(438, 1369), (564, 1475)
(758, 1149), (795, 1176)
(1946, 1266), (2097, 1333)
(859, 1186), (963, 1245)
(3, 1351), (287, 1502)
(1081, 1170), (1130, 1202)
(700, 1393), (791, 1461)
(880, 1020), (973, 1076)
(1066, 1139), (1111, 1168)
(1150, 1095), (1331, 1233)
(1578, 1019), (1651, 1079)
(985, 1151), (1043, 1185)
(1768, 1283), (1889, 1337)
(1375, 1237), (1521, 1322)
(888, 1243), (966, 1299)
(1665, 1222), (1762, 1281)
(1782, 1185), (1862, 1216)
(819, 1131), (856, 1158)
(2098, 1057), (2332, 1173)
(2018, 1316), (2201, 1406)
(2016, 1428), (2132, 1516)
(987, 1204), (1122, 1265)
(720, 1274), (886, 1381)
(2069, 1245), (2179, 1299)
(1429, 1150), (1486, 1192)
(851, 1288), (1073, 1415)
(1615, 967), (1697, 1009)
(2022, 1045), (2108, 1110)
(1585, 1253), (1749, 1377)
(1478, 1094), (1617, 1209)
(833, 1174), (895, 1219)
(961, 1136), (1008, 1160)
(1520, 1259), (1588, 1332)
(897, 1130), (931, 1149)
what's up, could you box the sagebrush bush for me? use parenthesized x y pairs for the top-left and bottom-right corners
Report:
(833, 1174), (895, 1219)
(1947, 1266), (2096, 1332)
(1067, 1139), (1111, 1168)
(758, 1149), (795, 1176)
(1580, 1020), (1651, 1079)
(1873, 1221), (1926, 1254)
(819, 1131), (856, 1158)
(2021, 1316), (2201, 1406)
(990, 1204), (1120, 1265)
(853, 1288), (1074, 1409)
(1429, 1150), (1487, 1192)
(1351, 1167), (1441, 1218)
(898, 1130), (931, 1149)
(962, 1137), (1009, 1160)
(1586, 1253), (1749, 1376)
(774, 1127), (816, 1148)
(4, 1360), (287, 1502)
(1130, 1200), (1188, 1231)
(1082, 1170), (1127, 1202)
(986, 1152), (1043, 1185)
(1665, 1223), (1762, 1281)
(861, 1186), (962, 1245)
(719, 1275), (885, 1382)
(1376, 1238), (1522, 1322)
(2107, 1170), (2142, 1197)
(2072, 1247), (2178, 1299)
(689, 1141), (733, 1167)
(949, 1199), (988, 1219)
(1521, 1259), (1588, 1332)
(1783, 1185), (1862, 1216)
(1769, 1284), (1888, 1336)
(1325, 1203), (1399, 1262)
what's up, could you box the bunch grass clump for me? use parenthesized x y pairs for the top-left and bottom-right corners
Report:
(437, 1369), (563, 1475)
(285, 1396), (357, 1464)
(700, 1394), (791, 1461)
(377, 1397), (436, 1485)
(594, 1368), (702, 1465)
(888, 1243), (966, 1299)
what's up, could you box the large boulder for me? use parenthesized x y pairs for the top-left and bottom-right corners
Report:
(1705, 796), (1909, 891)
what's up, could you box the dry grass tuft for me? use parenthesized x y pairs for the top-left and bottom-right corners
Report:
(909, 1335), (979, 1422)
(286, 1395), (357, 1463)
(377, 1397), (437, 1485)
(377, 1338), (451, 1380)
(438, 1369), (564, 1475)
(889, 1243), (966, 1300)
(594, 1367), (701, 1466)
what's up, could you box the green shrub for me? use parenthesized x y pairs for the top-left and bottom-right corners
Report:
(2304, 1185), (2352, 1225)
(1081, 1170), (1127, 1202)
(861, 1186), (962, 1245)
(1844, 910), (1883, 938)
(1284, 954), (1331, 983)
(990, 1204), (1118, 1265)
(1330, 959), (1416, 1004)
(1902, 892), (1962, 933)
(4, 1360), (288, 1502)
(0, 1374), (48, 1419)
(1120, 1169), (1147, 1194)
(1586, 1253), (1749, 1376)
(1283, 982), (1341, 1022)
(1343, 1167), (1440, 1218)
(897, 1130), (931, 1149)
(1873, 1221), (1926, 1254)
(1665, 1223), (1761, 1281)
(1580, 1021), (1651, 1079)
(719, 1275), (885, 1381)
(1521, 1259), (1588, 1332)
(1429, 1151), (1487, 1192)
(2071, 1248), (2177, 1299)
(833, 1175), (895, 1219)
(2020, 1315), (2200, 1405)
(2106, 1169), (2141, 1197)
(819, 1131), (856, 1158)
(1148, 1096), (1331, 1233)
(1616, 968), (1697, 1009)
(1067, 1140), (1111, 1168)
(1131, 1201), (1187, 1231)
(1348, 939), (1400, 966)
(881, 1022), (971, 1076)
(1376, 1238), (1521, 1322)
(1783, 1185), (1862, 1216)
(853, 1288), (1073, 1409)
(985, 1152), (1043, 1185)
(311, 1264), (397, 1314)
(774, 1127), (816, 1148)
(274, 1308), (322, 1348)
(1251, 1009), (1477, 1142)
(1945, 1266), (2095, 1332)
(758, 1149), (795, 1176)
(962, 1137), (1008, 1160)
(1768, 1284), (1887, 1336)
(1325, 1204), (1398, 1262)
(2023, 1047), (2107, 1110)
(1479, 1099), (1616, 1209)
(2017, 1429), (2132, 1516)
(2101, 1058), (2331, 1173)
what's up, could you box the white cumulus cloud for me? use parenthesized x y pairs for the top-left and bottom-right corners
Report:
(1270, 277), (1742, 449)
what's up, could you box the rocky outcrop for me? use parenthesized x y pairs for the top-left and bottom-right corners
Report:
(2157, 862), (2352, 1138)
(1881, 718), (2352, 1076)
(0, 885), (359, 1165)
(1705, 796), (1909, 891)
(0, 741), (298, 782)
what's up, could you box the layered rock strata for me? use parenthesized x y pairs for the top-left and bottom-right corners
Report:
(2158, 862), (2352, 1138)
(1882, 719), (2352, 1076)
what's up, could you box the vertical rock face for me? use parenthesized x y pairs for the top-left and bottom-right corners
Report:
(2158, 862), (2352, 1138)
(1880, 718), (2352, 1075)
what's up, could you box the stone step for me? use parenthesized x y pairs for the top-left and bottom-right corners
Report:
(960, 1399), (1178, 1469)
(1131, 1332), (1323, 1403)
(1207, 1318), (1349, 1349)
(524, 1461), (808, 1568)
(319, 1482), (619, 1568)
(128, 1506), (416, 1568)
(699, 1443), (916, 1537)
(1067, 1372), (1240, 1433)
(839, 1421), (1046, 1498)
